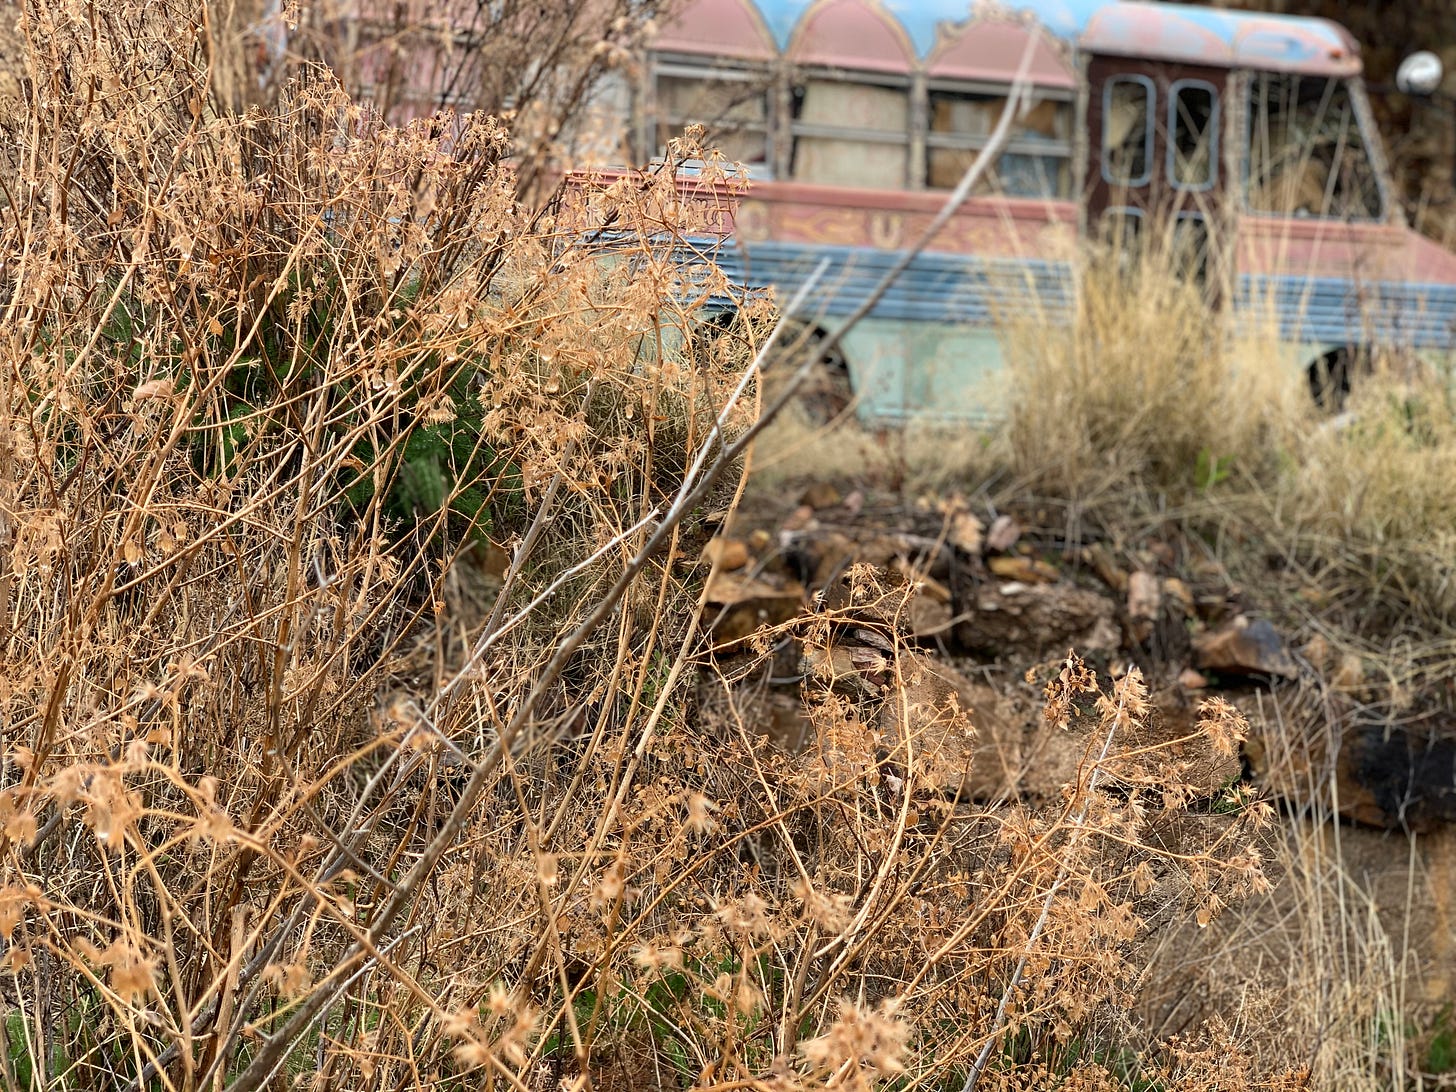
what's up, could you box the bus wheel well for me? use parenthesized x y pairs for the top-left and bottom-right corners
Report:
(698, 312), (854, 425)
(699, 311), (848, 375)
(765, 320), (854, 427)
(779, 320), (849, 376)
(1306, 345), (1366, 411)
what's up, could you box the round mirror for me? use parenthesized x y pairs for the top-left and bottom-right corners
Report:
(1396, 50), (1444, 96)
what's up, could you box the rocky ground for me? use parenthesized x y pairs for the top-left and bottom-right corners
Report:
(700, 478), (1456, 1075)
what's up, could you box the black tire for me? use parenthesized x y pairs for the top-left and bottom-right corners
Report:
(1307, 347), (1358, 412)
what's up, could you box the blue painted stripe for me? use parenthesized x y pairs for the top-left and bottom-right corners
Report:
(746, 1), (1345, 63)
(663, 235), (1456, 353)
(1237, 275), (1456, 350)
(713, 240), (1075, 326)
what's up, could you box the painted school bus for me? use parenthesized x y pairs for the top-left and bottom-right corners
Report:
(636, 0), (1456, 422)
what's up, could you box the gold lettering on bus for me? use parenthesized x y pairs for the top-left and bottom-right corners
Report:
(869, 210), (904, 249)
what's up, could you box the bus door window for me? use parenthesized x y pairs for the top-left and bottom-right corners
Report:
(1102, 75), (1155, 189)
(925, 86), (1072, 196)
(1172, 212), (1211, 286)
(1102, 206), (1145, 264)
(790, 76), (909, 189)
(653, 60), (771, 171)
(1246, 74), (1383, 220)
(1168, 80), (1219, 191)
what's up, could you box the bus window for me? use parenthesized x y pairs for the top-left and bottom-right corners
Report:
(791, 78), (909, 189)
(1247, 74), (1382, 220)
(654, 62), (770, 169)
(1103, 76), (1154, 187)
(1103, 206), (1144, 251)
(1168, 80), (1218, 190)
(1172, 212), (1210, 286)
(926, 88), (1071, 196)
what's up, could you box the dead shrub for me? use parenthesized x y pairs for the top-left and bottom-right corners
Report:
(0, 1), (1323, 1088)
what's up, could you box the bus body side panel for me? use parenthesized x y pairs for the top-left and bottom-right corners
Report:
(716, 239), (1075, 422)
(1236, 216), (1456, 372)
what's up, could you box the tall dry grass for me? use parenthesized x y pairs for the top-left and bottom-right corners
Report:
(1277, 373), (1456, 623)
(998, 225), (1456, 636)
(1001, 232), (1303, 505)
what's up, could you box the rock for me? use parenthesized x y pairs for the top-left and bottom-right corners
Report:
(875, 652), (1008, 801)
(702, 537), (749, 571)
(953, 580), (1119, 660)
(781, 505), (816, 532)
(1192, 615), (1298, 680)
(791, 529), (856, 589)
(799, 481), (843, 510)
(1030, 690), (1242, 804)
(891, 559), (951, 603)
(1178, 667), (1209, 690)
(1081, 542), (1128, 593)
(906, 592), (954, 639)
(985, 515), (1022, 553)
(803, 644), (884, 699)
(900, 671), (1240, 805)
(1344, 725), (1456, 831)
(902, 564), (960, 640)
(787, 530), (955, 597)
(807, 639), (1239, 807)
(1162, 578), (1194, 617)
(1127, 571), (1163, 643)
(949, 511), (984, 555)
(704, 569), (805, 646)
(1243, 689), (1456, 831)
(987, 555), (1059, 584)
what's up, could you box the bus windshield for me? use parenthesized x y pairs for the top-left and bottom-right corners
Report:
(1246, 73), (1384, 221)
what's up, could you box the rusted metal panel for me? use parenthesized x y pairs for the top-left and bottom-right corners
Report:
(787, 0), (916, 75)
(658, 1), (1364, 79)
(927, 19), (1075, 90)
(732, 184), (1076, 257)
(1237, 274), (1456, 352)
(653, 0), (777, 62)
(1239, 218), (1456, 287)
(1080, 3), (1360, 77)
(715, 241), (1075, 325)
(1083, 56), (1229, 220)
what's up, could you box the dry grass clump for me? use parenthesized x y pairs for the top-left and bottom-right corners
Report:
(1002, 235), (1302, 505)
(750, 411), (1001, 499)
(1139, 781), (1426, 1091)
(987, 221), (1456, 1087)
(0, 0), (754, 1086)
(1272, 368), (1456, 623)
(672, 578), (1293, 1090)
(997, 231), (1456, 639)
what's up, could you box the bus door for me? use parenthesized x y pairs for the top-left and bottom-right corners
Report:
(1084, 56), (1230, 295)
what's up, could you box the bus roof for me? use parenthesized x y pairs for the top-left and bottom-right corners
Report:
(654, 0), (1362, 81)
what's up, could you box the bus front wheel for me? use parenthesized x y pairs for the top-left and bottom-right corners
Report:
(1307, 346), (1363, 412)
